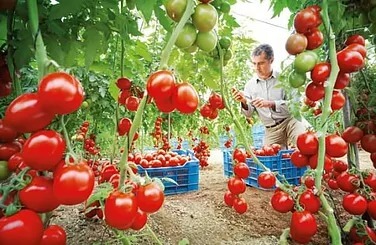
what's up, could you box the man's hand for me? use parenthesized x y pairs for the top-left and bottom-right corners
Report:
(251, 98), (274, 108)
(231, 88), (247, 104)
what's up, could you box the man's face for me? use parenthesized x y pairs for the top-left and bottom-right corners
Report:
(251, 52), (273, 80)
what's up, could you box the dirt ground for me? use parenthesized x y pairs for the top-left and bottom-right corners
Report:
(50, 149), (374, 245)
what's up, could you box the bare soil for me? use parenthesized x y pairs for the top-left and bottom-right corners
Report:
(50, 149), (373, 245)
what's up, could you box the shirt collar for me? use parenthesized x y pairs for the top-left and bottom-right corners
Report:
(256, 70), (278, 83)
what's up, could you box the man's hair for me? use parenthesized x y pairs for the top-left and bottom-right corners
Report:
(252, 44), (274, 61)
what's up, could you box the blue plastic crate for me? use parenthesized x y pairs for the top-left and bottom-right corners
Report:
(223, 149), (307, 190)
(137, 149), (199, 195)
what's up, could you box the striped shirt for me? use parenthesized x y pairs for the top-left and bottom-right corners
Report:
(241, 71), (291, 127)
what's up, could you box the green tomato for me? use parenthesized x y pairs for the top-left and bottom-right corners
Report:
(175, 23), (197, 49)
(0, 161), (11, 181)
(224, 49), (232, 60)
(184, 44), (198, 53)
(220, 1), (231, 13)
(165, 0), (187, 22)
(288, 70), (306, 88)
(192, 3), (218, 32)
(219, 36), (231, 49)
(196, 31), (218, 52)
(293, 51), (318, 74)
(81, 100), (89, 109)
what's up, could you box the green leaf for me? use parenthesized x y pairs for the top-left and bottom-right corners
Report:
(154, 5), (173, 32)
(49, 0), (86, 19)
(86, 182), (113, 206)
(83, 27), (102, 69)
(0, 15), (7, 44)
(178, 238), (190, 245)
(134, 40), (152, 61)
(135, 0), (157, 22)
(127, 16), (143, 37)
(108, 78), (120, 102)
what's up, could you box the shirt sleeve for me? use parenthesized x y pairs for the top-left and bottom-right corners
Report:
(241, 81), (255, 117)
(273, 100), (286, 113)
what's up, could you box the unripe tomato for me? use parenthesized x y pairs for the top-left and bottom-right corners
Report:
(192, 3), (218, 32)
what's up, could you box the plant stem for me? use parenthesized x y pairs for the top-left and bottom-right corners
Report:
(60, 115), (77, 162)
(27, 0), (49, 79)
(279, 228), (290, 245)
(146, 224), (163, 245)
(316, 1), (342, 244)
(118, 96), (148, 189)
(159, 0), (194, 69)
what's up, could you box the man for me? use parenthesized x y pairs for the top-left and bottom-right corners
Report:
(232, 44), (308, 148)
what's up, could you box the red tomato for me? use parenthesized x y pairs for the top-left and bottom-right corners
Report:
(305, 28), (324, 50)
(154, 97), (176, 113)
(200, 104), (212, 118)
(302, 175), (315, 188)
(208, 92), (223, 109)
(232, 148), (246, 163)
(368, 200), (376, 220)
(171, 82), (199, 114)
(257, 172), (276, 189)
(53, 161), (95, 205)
(299, 190), (321, 213)
(232, 197), (248, 214)
(104, 191), (138, 230)
(270, 191), (294, 213)
(332, 159), (348, 173)
(116, 77), (132, 90)
(361, 134), (376, 153)
(334, 72), (350, 89)
(227, 176), (246, 195)
(342, 126), (364, 143)
(344, 43), (367, 58)
(294, 8), (321, 34)
(99, 164), (119, 183)
(345, 34), (366, 46)
(336, 171), (359, 192)
(342, 193), (367, 215)
(130, 209), (148, 231)
(364, 172), (376, 192)
(4, 93), (55, 133)
(125, 96), (140, 111)
(331, 90), (346, 111)
(118, 89), (131, 104)
(325, 134), (348, 157)
(223, 190), (235, 207)
(117, 117), (132, 136)
(308, 153), (331, 169)
(296, 131), (319, 155)
(305, 82), (325, 101)
(146, 70), (175, 98)
(337, 49), (364, 73)
(19, 176), (60, 213)
(0, 119), (18, 143)
(310, 62), (330, 85)
(0, 141), (21, 161)
(0, 209), (44, 245)
(290, 210), (317, 238)
(7, 152), (24, 172)
(38, 72), (84, 115)
(233, 162), (250, 179)
(40, 225), (67, 245)
(136, 182), (165, 213)
(22, 130), (66, 171)
(290, 150), (309, 167)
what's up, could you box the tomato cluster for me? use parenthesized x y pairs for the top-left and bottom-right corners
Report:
(0, 52), (12, 98)
(223, 148), (249, 214)
(165, 0), (219, 53)
(104, 181), (164, 231)
(116, 77), (144, 111)
(133, 149), (190, 168)
(199, 91), (225, 120)
(147, 70), (199, 114)
(222, 125), (233, 148)
(149, 117), (171, 151)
